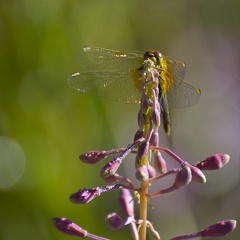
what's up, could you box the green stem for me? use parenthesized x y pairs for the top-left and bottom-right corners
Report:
(139, 180), (148, 240)
(139, 122), (150, 240)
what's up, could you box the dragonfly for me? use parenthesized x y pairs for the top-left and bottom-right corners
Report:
(68, 46), (201, 135)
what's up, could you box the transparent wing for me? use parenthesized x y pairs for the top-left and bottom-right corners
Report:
(68, 47), (201, 107)
(68, 47), (144, 103)
(68, 71), (142, 104)
(164, 57), (201, 109)
(164, 57), (186, 84)
(167, 81), (201, 109)
(76, 46), (144, 72)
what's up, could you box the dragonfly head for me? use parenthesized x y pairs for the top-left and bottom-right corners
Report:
(144, 51), (162, 69)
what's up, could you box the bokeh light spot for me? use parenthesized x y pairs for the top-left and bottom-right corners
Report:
(0, 136), (25, 189)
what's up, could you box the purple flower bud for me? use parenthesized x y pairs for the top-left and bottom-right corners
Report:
(103, 174), (119, 184)
(196, 154), (230, 171)
(118, 189), (134, 217)
(105, 212), (123, 230)
(136, 165), (149, 181)
(141, 95), (150, 115)
(100, 157), (122, 178)
(152, 108), (161, 128)
(103, 174), (134, 189)
(189, 165), (206, 183)
(201, 220), (236, 237)
(79, 151), (107, 164)
(150, 132), (159, 147)
(135, 140), (149, 165)
(154, 97), (160, 112)
(148, 164), (157, 178)
(69, 188), (100, 204)
(134, 129), (144, 143)
(154, 151), (167, 174)
(53, 218), (87, 238)
(137, 110), (144, 129)
(173, 166), (192, 190)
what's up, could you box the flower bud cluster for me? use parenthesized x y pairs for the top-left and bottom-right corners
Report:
(134, 67), (162, 183)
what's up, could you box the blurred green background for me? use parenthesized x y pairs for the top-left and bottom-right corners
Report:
(0, 0), (239, 239)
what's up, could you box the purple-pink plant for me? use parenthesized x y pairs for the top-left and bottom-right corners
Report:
(53, 51), (236, 239)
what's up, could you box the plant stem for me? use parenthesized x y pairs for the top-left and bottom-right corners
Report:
(139, 180), (148, 240)
(139, 121), (150, 240)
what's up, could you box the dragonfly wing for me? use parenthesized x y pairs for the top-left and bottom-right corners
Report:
(77, 46), (144, 72)
(167, 81), (201, 109)
(68, 70), (142, 104)
(164, 57), (201, 109)
(164, 57), (186, 83)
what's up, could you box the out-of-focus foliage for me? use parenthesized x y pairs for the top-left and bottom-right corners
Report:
(0, 0), (239, 239)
